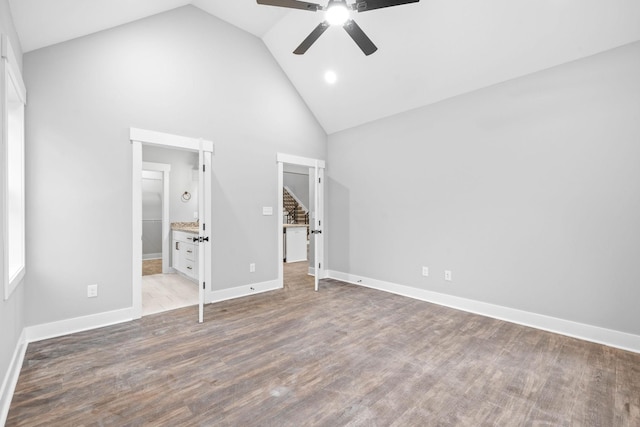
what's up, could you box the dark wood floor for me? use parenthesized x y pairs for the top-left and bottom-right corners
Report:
(8, 262), (640, 426)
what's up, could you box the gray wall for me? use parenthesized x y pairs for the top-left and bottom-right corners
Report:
(327, 42), (640, 336)
(143, 146), (199, 223)
(23, 6), (326, 326)
(142, 146), (200, 258)
(283, 171), (309, 210)
(0, 0), (25, 409)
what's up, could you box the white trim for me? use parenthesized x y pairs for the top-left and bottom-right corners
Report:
(131, 128), (214, 321)
(277, 162), (284, 288)
(276, 153), (325, 169)
(277, 154), (326, 290)
(130, 128), (213, 153)
(327, 270), (640, 354)
(142, 253), (162, 260)
(313, 166), (324, 291)
(132, 141), (143, 318)
(1, 35), (26, 103)
(283, 185), (308, 213)
(25, 308), (134, 343)
(208, 279), (281, 304)
(0, 329), (26, 427)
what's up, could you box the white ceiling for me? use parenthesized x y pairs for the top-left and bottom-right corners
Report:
(8, 0), (640, 134)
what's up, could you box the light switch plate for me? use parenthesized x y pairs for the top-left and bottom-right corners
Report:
(262, 207), (273, 216)
(87, 284), (98, 298)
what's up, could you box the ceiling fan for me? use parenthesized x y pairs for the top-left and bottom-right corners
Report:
(256, 0), (420, 55)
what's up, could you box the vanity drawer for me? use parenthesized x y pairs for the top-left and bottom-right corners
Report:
(184, 245), (197, 262)
(172, 230), (199, 281)
(173, 230), (198, 243)
(183, 260), (195, 274)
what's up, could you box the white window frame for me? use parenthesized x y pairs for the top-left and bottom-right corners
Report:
(2, 35), (27, 300)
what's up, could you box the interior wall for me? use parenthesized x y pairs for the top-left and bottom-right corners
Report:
(0, 0), (25, 411)
(327, 41), (640, 336)
(143, 146), (199, 224)
(283, 171), (309, 210)
(22, 5), (327, 326)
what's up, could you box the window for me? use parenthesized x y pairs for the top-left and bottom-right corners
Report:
(2, 35), (26, 300)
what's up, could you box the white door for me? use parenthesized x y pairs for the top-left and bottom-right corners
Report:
(313, 164), (324, 291)
(198, 146), (213, 323)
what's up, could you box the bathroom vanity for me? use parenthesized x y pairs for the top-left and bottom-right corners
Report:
(171, 224), (199, 281)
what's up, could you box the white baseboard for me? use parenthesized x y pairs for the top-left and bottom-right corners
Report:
(0, 328), (27, 427)
(142, 253), (162, 260)
(208, 279), (281, 304)
(327, 270), (640, 354)
(26, 308), (135, 343)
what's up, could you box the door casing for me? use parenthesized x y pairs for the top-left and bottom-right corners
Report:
(276, 153), (326, 289)
(131, 128), (214, 320)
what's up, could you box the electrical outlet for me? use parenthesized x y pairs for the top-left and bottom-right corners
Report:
(87, 284), (98, 298)
(445, 270), (452, 281)
(422, 266), (429, 277)
(249, 263), (256, 273)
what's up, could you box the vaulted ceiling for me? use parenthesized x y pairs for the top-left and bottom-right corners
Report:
(8, 0), (640, 134)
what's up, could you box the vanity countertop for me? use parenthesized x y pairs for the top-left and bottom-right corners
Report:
(171, 222), (199, 233)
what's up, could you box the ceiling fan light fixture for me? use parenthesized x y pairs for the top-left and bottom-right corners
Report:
(326, 1), (350, 26)
(256, 0), (420, 55)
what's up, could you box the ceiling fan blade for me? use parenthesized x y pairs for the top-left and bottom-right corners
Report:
(294, 21), (330, 54)
(353, 0), (419, 12)
(257, 0), (322, 11)
(343, 19), (377, 55)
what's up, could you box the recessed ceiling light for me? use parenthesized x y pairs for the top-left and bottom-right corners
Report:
(324, 70), (338, 84)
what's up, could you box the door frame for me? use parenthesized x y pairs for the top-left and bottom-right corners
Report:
(141, 162), (171, 274)
(131, 128), (214, 320)
(276, 153), (325, 289)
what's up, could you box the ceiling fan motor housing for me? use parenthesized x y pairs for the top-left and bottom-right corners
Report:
(256, 0), (420, 55)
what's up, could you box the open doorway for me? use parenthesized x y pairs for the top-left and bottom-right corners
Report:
(140, 147), (199, 316)
(282, 164), (311, 289)
(277, 154), (326, 292)
(131, 128), (213, 323)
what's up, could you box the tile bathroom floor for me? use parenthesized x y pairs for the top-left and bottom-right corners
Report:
(142, 272), (198, 316)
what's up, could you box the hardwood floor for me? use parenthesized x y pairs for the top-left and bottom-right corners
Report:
(142, 259), (162, 276)
(7, 262), (640, 426)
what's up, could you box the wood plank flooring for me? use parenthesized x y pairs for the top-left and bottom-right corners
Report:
(142, 259), (162, 276)
(7, 262), (640, 426)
